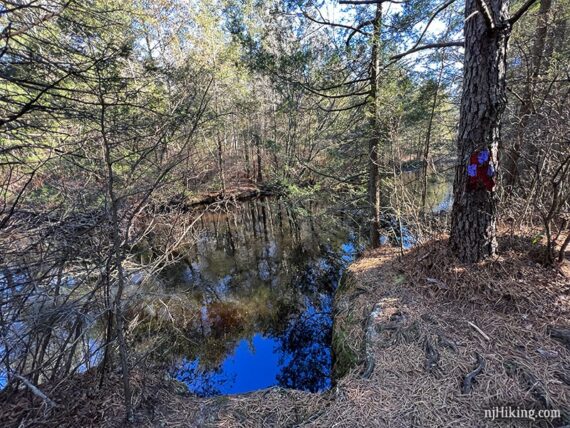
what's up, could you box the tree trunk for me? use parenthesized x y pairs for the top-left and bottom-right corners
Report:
(99, 90), (133, 421)
(255, 133), (263, 183)
(449, 0), (510, 263)
(504, 0), (552, 188)
(244, 135), (251, 180)
(368, 4), (382, 248)
(421, 60), (445, 212)
(217, 132), (226, 194)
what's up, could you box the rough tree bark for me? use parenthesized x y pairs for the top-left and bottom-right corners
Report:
(368, 4), (382, 248)
(504, 0), (552, 188)
(449, 0), (511, 262)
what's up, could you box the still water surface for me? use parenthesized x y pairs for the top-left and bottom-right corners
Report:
(158, 198), (362, 396)
(0, 172), (452, 394)
(138, 173), (453, 396)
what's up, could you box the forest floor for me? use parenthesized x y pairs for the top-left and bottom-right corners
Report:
(2, 230), (570, 427)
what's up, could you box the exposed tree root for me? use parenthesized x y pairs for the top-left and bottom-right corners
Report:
(461, 352), (485, 394)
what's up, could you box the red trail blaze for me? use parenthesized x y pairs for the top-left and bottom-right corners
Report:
(467, 148), (495, 192)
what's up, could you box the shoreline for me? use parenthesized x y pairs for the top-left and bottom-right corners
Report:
(2, 232), (569, 427)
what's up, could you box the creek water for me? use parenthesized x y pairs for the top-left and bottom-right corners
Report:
(0, 171), (453, 395)
(135, 172), (454, 397)
(157, 198), (363, 396)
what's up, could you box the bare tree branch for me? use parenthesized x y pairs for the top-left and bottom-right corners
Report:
(509, 0), (540, 25)
(390, 41), (464, 60)
(388, 0), (458, 61)
(11, 372), (57, 408)
(339, 0), (405, 5)
(476, 0), (497, 29)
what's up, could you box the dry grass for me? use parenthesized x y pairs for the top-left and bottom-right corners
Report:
(2, 231), (569, 427)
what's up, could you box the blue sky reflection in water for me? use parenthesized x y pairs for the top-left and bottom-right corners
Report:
(165, 199), (360, 397)
(173, 283), (337, 396)
(175, 334), (288, 396)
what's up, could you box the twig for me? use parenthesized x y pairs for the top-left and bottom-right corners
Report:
(467, 321), (491, 341)
(476, 0), (496, 29)
(418, 250), (432, 262)
(11, 372), (57, 408)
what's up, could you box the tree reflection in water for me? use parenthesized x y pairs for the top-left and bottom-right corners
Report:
(276, 296), (333, 392)
(157, 198), (362, 396)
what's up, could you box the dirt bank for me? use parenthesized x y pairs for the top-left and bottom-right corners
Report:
(2, 232), (569, 427)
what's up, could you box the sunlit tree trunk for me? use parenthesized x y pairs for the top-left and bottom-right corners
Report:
(255, 133), (263, 183)
(421, 60), (445, 212)
(504, 0), (552, 188)
(449, 0), (510, 262)
(217, 132), (226, 194)
(368, 4), (382, 248)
